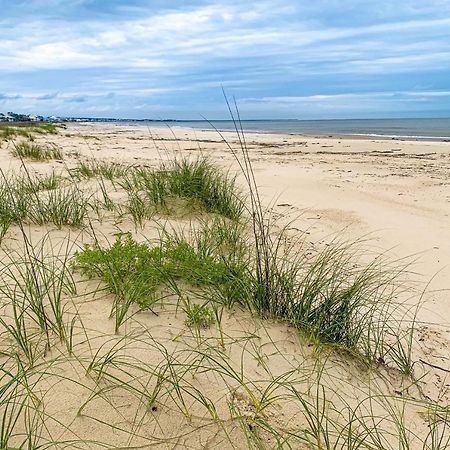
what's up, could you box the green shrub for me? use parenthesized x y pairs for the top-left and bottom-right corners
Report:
(74, 232), (250, 331)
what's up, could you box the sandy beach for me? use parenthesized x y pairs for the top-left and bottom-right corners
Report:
(1, 122), (450, 448)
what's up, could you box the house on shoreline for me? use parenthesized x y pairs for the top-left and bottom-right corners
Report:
(0, 112), (45, 123)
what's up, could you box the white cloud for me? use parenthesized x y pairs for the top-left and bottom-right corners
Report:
(243, 90), (450, 106)
(1, 3), (449, 75)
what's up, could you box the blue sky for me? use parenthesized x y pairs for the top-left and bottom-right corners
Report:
(1, 0), (450, 119)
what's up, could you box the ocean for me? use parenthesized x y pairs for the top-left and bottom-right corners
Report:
(137, 118), (450, 141)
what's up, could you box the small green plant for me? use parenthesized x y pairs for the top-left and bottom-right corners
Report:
(74, 235), (165, 332)
(74, 232), (248, 332)
(184, 300), (215, 328)
(12, 141), (62, 160)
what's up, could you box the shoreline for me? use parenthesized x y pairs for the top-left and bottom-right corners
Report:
(4, 119), (450, 142)
(76, 120), (450, 143)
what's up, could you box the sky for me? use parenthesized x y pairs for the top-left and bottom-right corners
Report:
(1, 0), (450, 119)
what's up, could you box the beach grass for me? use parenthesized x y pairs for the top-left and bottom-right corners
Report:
(0, 170), (90, 238)
(121, 157), (245, 223)
(72, 159), (130, 180)
(11, 141), (62, 160)
(0, 123), (60, 141)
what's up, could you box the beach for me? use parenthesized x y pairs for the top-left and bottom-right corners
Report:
(1, 122), (450, 448)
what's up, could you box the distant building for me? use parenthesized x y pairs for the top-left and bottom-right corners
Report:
(28, 115), (44, 122)
(0, 111), (46, 123)
(0, 113), (15, 122)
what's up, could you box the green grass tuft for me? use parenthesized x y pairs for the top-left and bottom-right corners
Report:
(72, 159), (129, 180)
(12, 142), (62, 161)
(28, 186), (90, 228)
(0, 173), (89, 238)
(121, 157), (245, 222)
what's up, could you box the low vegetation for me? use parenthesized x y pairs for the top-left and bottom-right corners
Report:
(74, 227), (247, 331)
(0, 123), (59, 141)
(0, 171), (89, 239)
(74, 224), (412, 372)
(72, 159), (130, 180)
(121, 157), (245, 223)
(11, 141), (62, 160)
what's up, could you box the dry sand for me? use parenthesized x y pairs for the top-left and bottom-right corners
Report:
(1, 122), (450, 448)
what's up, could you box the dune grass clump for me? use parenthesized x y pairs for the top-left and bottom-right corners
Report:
(0, 126), (33, 141)
(12, 142), (62, 161)
(73, 159), (130, 181)
(26, 173), (61, 193)
(0, 237), (77, 362)
(10, 172), (62, 196)
(121, 157), (244, 223)
(195, 221), (415, 370)
(0, 173), (89, 238)
(0, 171), (61, 205)
(250, 238), (413, 371)
(33, 123), (59, 134)
(0, 181), (29, 239)
(0, 123), (59, 141)
(28, 186), (91, 228)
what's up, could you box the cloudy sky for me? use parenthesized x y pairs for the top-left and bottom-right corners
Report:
(1, 0), (450, 119)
